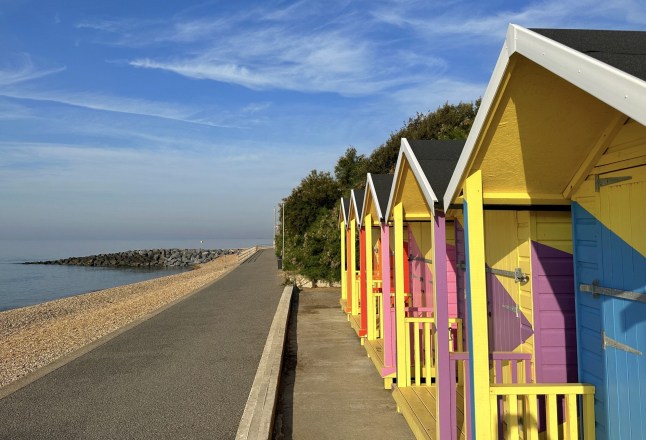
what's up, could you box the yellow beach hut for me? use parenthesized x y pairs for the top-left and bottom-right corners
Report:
(444, 25), (646, 439)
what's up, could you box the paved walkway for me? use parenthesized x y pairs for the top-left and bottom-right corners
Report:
(273, 287), (413, 440)
(0, 249), (283, 440)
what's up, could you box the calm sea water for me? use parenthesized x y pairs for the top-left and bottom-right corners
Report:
(0, 238), (270, 312)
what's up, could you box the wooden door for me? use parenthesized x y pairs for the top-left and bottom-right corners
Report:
(574, 165), (646, 440)
(598, 166), (646, 440)
(484, 211), (524, 352)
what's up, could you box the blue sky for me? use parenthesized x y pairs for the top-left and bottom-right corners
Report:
(0, 0), (643, 241)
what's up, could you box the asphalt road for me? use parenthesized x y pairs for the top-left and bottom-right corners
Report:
(0, 249), (283, 440)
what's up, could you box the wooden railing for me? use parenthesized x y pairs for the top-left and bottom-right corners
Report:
(353, 273), (360, 315)
(237, 246), (258, 262)
(368, 279), (384, 340)
(449, 351), (595, 440)
(489, 383), (595, 440)
(403, 315), (463, 386)
(491, 352), (532, 385)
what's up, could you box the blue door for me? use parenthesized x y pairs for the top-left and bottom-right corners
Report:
(574, 167), (646, 439)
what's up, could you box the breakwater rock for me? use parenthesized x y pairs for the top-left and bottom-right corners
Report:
(25, 248), (239, 268)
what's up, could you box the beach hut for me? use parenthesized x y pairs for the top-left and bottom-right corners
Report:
(339, 197), (350, 313)
(443, 24), (646, 439)
(360, 173), (397, 388)
(384, 138), (466, 439)
(346, 187), (365, 338)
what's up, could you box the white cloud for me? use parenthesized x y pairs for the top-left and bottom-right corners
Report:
(0, 54), (65, 86)
(0, 88), (239, 128)
(129, 26), (443, 96)
(372, 0), (646, 42)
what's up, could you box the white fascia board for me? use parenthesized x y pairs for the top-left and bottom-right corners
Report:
(384, 143), (407, 221)
(401, 138), (438, 215)
(350, 189), (362, 228)
(442, 42), (512, 211)
(365, 173), (384, 222)
(513, 25), (646, 127)
(339, 197), (348, 226)
(360, 175), (371, 223)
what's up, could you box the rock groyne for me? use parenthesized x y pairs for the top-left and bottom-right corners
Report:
(25, 248), (239, 268)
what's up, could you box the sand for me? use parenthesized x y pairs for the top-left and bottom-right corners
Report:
(0, 253), (240, 390)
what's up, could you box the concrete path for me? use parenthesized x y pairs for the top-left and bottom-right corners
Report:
(0, 249), (283, 440)
(273, 287), (414, 440)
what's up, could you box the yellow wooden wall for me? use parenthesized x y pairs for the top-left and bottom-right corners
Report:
(573, 119), (646, 209)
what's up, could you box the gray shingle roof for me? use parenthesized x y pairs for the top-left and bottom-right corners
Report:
(370, 174), (394, 218)
(352, 188), (365, 220)
(408, 139), (466, 201)
(531, 28), (646, 81)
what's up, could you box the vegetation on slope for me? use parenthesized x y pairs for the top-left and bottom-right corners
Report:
(276, 100), (480, 285)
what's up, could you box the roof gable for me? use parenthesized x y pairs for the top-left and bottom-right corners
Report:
(349, 188), (365, 226)
(339, 197), (349, 225)
(386, 138), (466, 220)
(364, 173), (394, 221)
(444, 24), (646, 210)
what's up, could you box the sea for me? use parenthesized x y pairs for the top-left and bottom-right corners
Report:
(0, 238), (270, 312)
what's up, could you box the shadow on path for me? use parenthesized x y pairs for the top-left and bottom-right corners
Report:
(272, 288), (299, 439)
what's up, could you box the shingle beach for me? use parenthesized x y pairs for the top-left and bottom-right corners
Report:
(0, 254), (239, 390)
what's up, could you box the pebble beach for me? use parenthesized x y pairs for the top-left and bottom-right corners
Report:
(0, 254), (239, 390)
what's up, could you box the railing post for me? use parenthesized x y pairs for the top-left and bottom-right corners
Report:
(340, 218), (347, 305)
(394, 203), (409, 386)
(366, 215), (375, 340)
(350, 218), (357, 315)
(464, 170), (491, 438)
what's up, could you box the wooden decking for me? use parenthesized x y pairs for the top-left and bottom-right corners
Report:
(364, 339), (396, 389)
(392, 385), (466, 440)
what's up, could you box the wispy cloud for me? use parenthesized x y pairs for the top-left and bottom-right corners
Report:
(79, 2), (445, 96)
(0, 88), (241, 128)
(372, 0), (646, 42)
(0, 54), (65, 86)
(129, 27), (445, 95)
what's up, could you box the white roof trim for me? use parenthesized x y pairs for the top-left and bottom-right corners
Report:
(363, 173), (383, 222)
(443, 24), (646, 210)
(384, 138), (438, 220)
(384, 144), (406, 221)
(339, 197), (348, 226)
(350, 189), (363, 227)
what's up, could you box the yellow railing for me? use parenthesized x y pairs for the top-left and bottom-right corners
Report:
(352, 273), (360, 315)
(489, 383), (595, 440)
(403, 315), (463, 386)
(368, 279), (383, 340)
(491, 352), (532, 385)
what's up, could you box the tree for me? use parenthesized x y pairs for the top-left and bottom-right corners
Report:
(275, 170), (340, 281)
(334, 147), (368, 193)
(276, 99), (481, 285)
(367, 100), (480, 174)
